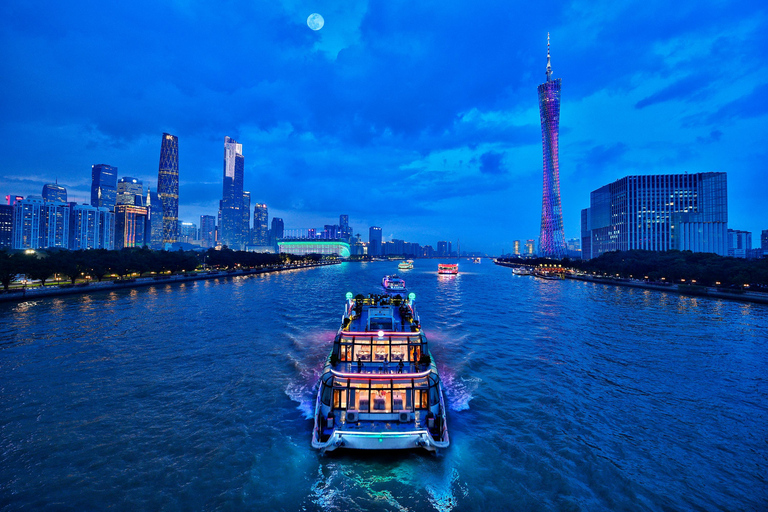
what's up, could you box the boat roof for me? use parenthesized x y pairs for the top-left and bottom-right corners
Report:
(344, 293), (417, 334)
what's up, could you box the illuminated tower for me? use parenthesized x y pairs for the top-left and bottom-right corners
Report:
(157, 133), (179, 245)
(220, 136), (245, 249)
(537, 34), (566, 258)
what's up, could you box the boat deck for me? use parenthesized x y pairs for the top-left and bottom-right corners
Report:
(345, 294), (418, 334)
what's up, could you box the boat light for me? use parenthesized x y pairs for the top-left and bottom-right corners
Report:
(408, 292), (416, 302)
(378, 330), (384, 338)
(346, 292), (353, 300)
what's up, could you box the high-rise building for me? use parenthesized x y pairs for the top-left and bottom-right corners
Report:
(270, 217), (284, 245)
(761, 230), (768, 252)
(728, 229), (751, 258)
(178, 221), (197, 244)
(581, 172), (728, 259)
(340, 214), (352, 242)
(91, 164), (117, 211)
(42, 200), (70, 249)
(513, 240), (521, 255)
(220, 136), (245, 249)
(537, 34), (566, 258)
(157, 133), (179, 245)
(437, 241), (448, 257)
(525, 239), (536, 256)
(12, 196), (70, 249)
(42, 183), (67, 202)
(6, 195), (23, 206)
(369, 226), (382, 256)
(253, 203), (269, 245)
(242, 191), (251, 246)
(0, 204), (13, 248)
(117, 177), (144, 206)
(200, 215), (216, 248)
(147, 186), (164, 249)
(114, 204), (149, 249)
(69, 204), (114, 250)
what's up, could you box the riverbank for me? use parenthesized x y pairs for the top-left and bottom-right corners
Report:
(0, 260), (340, 304)
(494, 260), (768, 305)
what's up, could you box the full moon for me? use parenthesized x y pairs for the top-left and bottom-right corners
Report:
(307, 13), (324, 31)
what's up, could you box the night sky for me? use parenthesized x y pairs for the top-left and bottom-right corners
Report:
(1, 1), (766, 254)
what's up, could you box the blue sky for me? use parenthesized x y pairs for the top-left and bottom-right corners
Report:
(1, 0), (766, 254)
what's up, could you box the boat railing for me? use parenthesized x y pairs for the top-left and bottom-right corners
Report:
(330, 365), (431, 379)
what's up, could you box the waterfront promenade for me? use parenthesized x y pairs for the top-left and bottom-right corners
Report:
(0, 260), (339, 304)
(495, 260), (768, 305)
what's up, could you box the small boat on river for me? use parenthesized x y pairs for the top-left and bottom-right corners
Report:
(382, 274), (407, 294)
(311, 282), (450, 453)
(397, 260), (414, 270)
(438, 263), (459, 275)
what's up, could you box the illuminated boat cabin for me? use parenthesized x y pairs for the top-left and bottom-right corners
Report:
(437, 263), (459, 275)
(311, 290), (449, 452)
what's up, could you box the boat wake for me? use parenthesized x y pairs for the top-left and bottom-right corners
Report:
(441, 371), (481, 411)
(285, 351), (322, 420)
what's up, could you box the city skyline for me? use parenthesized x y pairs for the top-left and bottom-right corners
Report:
(1, 1), (766, 253)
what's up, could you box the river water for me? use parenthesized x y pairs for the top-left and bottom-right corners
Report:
(1, 261), (766, 511)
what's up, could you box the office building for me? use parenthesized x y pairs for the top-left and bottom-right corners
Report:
(513, 240), (521, 256)
(12, 196), (70, 249)
(537, 34), (567, 258)
(157, 133), (179, 245)
(525, 239), (536, 256)
(369, 226), (382, 256)
(762, 230), (768, 252)
(147, 186), (163, 248)
(728, 229), (751, 258)
(114, 204), (148, 249)
(253, 203), (269, 245)
(0, 205), (13, 248)
(270, 217), (284, 245)
(220, 136), (245, 249)
(70, 204), (114, 250)
(117, 177), (144, 206)
(91, 164), (117, 211)
(581, 172), (728, 259)
(340, 214), (352, 242)
(200, 215), (216, 248)
(242, 191), (251, 246)
(178, 221), (197, 244)
(42, 183), (67, 202)
(437, 241), (448, 257)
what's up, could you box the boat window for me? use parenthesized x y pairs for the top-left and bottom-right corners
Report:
(321, 385), (332, 405)
(354, 345), (371, 361)
(333, 389), (347, 409)
(371, 384), (391, 413)
(414, 389), (429, 409)
(339, 344), (352, 362)
(369, 318), (393, 331)
(356, 390), (371, 412)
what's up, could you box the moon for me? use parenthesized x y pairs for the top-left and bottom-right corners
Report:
(307, 13), (324, 31)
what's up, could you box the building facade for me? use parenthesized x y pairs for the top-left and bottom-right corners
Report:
(0, 204), (12, 248)
(200, 215), (216, 248)
(157, 133), (179, 245)
(270, 217), (284, 245)
(91, 164), (117, 211)
(581, 172), (728, 259)
(369, 226), (382, 256)
(114, 204), (149, 249)
(728, 229), (751, 258)
(220, 136), (245, 250)
(70, 204), (114, 250)
(42, 183), (67, 202)
(537, 34), (567, 258)
(117, 177), (144, 206)
(253, 203), (269, 245)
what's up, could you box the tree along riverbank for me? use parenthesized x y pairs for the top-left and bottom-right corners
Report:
(0, 260), (340, 304)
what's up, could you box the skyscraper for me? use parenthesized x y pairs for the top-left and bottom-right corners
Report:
(69, 204), (114, 250)
(270, 217), (284, 245)
(91, 164), (117, 211)
(114, 204), (148, 249)
(147, 186), (164, 249)
(369, 226), (382, 256)
(42, 183), (67, 202)
(117, 177), (144, 206)
(157, 133), (179, 245)
(220, 136), (245, 249)
(340, 214), (352, 242)
(537, 34), (566, 258)
(242, 191), (251, 246)
(253, 203), (269, 245)
(0, 205), (13, 248)
(200, 215), (216, 248)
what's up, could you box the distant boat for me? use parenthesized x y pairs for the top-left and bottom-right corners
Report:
(398, 260), (414, 270)
(512, 267), (532, 276)
(382, 274), (407, 294)
(473, 258), (481, 264)
(438, 263), (459, 275)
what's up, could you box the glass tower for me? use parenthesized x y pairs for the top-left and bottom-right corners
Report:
(253, 203), (269, 245)
(537, 34), (566, 258)
(42, 183), (67, 202)
(157, 133), (179, 245)
(220, 136), (245, 249)
(91, 164), (117, 211)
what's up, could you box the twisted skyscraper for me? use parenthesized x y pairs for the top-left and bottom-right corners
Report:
(537, 34), (566, 258)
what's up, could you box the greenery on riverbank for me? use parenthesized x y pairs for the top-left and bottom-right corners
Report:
(0, 247), (326, 290)
(498, 250), (768, 288)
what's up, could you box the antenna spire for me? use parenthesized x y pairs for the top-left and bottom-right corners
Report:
(546, 32), (552, 81)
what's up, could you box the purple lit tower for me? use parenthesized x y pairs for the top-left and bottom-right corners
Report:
(537, 33), (566, 258)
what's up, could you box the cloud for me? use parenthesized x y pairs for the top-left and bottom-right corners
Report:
(478, 151), (506, 175)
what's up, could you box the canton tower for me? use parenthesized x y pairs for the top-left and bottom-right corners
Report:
(537, 33), (566, 258)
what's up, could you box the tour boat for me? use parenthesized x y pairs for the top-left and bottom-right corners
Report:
(397, 260), (414, 270)
(381, 274), (407, 294)
(512, 267), (533, 276)
(437, 263), (459, 275)
(311, 288), (450, 453)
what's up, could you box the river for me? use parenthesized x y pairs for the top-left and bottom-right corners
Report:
(1, 261), (765, 511)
